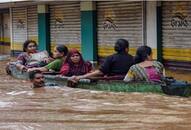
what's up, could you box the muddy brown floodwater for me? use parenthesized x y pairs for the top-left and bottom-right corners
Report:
(0, 59), (191, 130)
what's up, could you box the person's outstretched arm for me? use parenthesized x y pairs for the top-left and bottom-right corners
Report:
(28, 67), (48, 72)
(70, 70), (104, 82)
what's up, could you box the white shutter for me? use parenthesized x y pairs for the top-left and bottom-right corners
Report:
(162, 1), (191, 70)
(162, 2), (191, 60)
(49, 2), (81, 46)
(97, 1), (143, 56)
(12, 7), (27, 44)
(27, 5), (38, 41)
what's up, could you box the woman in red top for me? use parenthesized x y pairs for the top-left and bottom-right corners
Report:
(60, 49), (92, 76)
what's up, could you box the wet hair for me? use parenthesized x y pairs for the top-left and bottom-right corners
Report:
(29, 70), (42, 80)
(23, 40), (37, 52)
(56, 45), (68, 56)
(114, 39), (129, 53)
(134, 45), (152, 64)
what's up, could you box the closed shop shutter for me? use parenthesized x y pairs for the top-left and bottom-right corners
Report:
(27, 5), (38, 42)
(12, 7), (27, 48)
(49, 2), (81, 50)
(97, 1), (143, 57)
(162, 1), (191, 70)
(12, 5), (38, 52)
(3, 13), (10, 44)
(0, 15), (2, 42)
(2, 13), (10, 54)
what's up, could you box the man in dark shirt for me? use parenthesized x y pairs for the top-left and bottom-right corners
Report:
(70, 39), (134, 81)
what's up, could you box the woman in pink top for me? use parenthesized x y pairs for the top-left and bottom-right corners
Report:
(124, 46), (165, 83)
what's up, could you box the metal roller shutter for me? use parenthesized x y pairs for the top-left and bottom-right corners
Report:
(97, 1), (143, 56)
(12, 7), (27, 46)
(3, 13), (10, 44)
(2, 13), (10, 54)
(27, 5), (38, 42)
(162, 1), (191, 70)
(0, 15), (2, 42)
(49, 2), (81, 50)
(12, 5), (38, 52)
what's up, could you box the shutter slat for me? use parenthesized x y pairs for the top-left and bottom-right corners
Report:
(162, 1), (191, 62)
(97, 1), (143, 50)
(50, 2), (81, 45)
(12, 7), (27, 43)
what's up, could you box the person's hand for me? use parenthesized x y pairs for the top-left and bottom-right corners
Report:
(17, 65), (27, 72)
(68, 76), (78, 83)
(27, 68), (37, 72)
(67, 76), (80, 88)
(22, 67), (28, 72)
(42, 58), (52, 64)
(67, 79), (77, 88)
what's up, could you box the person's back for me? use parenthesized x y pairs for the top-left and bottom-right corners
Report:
(100, 52), (133, 76)
(124, 61), (164, 82)
(124, 46), (165, 83)
(144, 61), (163, 82)
(99, 39), (134, 76)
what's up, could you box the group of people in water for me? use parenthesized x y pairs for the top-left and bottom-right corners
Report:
(6, 38), (165, 88)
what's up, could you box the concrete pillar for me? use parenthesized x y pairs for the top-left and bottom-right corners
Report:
(80, 1), (97, 64)
(37, 4), (50, 52)
(146, 1), (158, 59)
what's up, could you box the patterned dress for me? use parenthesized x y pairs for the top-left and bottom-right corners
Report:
(6, 51), (49, 78)
(124, 61), (164, 82)
(16, 51), (48, 68)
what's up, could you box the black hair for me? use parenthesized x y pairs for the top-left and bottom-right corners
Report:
(23, 40), (37, 52)
(114, 39), (129, 53)
(29, 70), (42, 80)
(134, 45), (152, 64)
(56, 45), (68, 56)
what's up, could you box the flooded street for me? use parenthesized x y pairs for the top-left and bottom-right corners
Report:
(0, 59), (191, 130)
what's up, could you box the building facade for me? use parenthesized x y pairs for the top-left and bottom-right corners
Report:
(0, 1), (190, 70)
